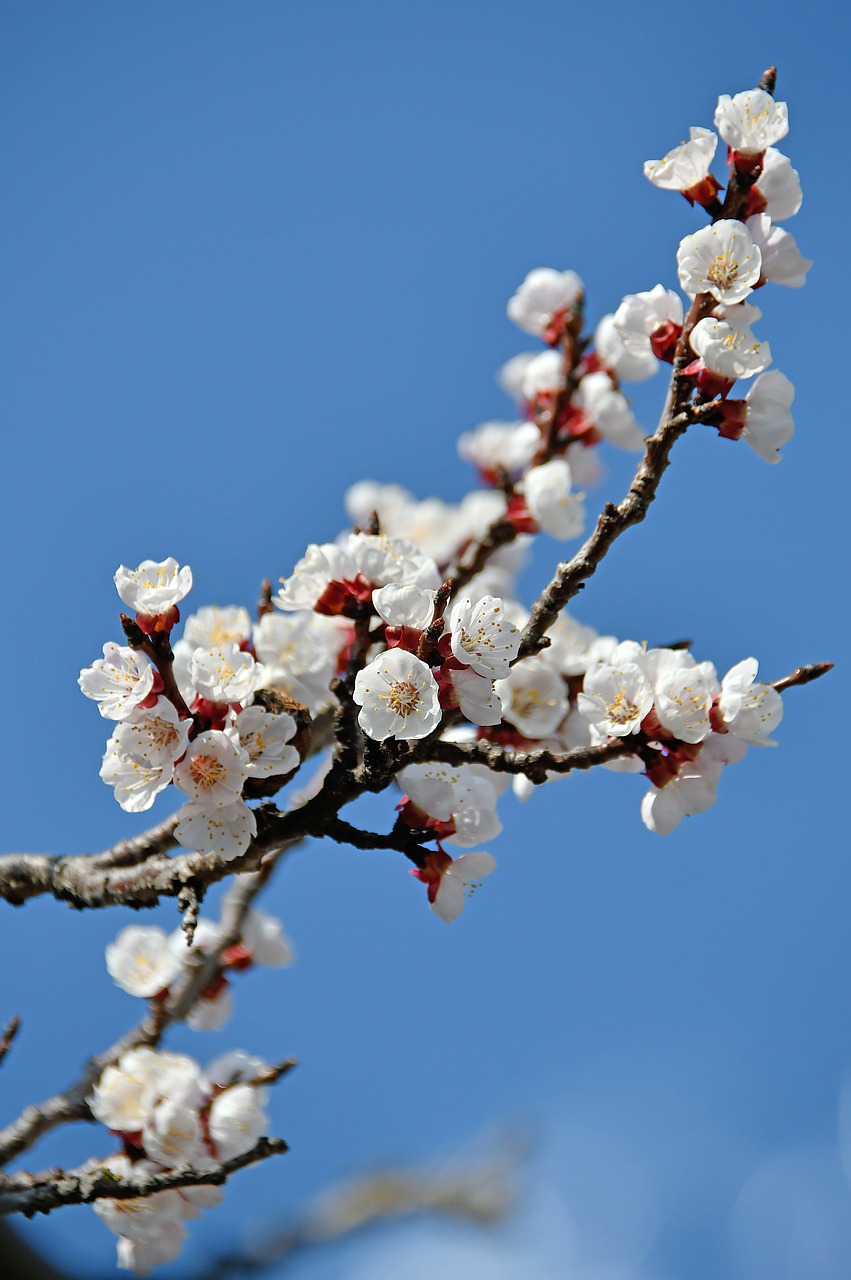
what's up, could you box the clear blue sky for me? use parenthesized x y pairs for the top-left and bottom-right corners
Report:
(1, 3), (848, 1277)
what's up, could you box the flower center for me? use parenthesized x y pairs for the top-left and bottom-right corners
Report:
(387, 680), (421, 717)
(707, 252), (740, 291)
(189, 753), (226, 789)
(607, 688), (640, 727)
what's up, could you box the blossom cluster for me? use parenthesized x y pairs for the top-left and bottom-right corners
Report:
(56, 74), (819, 1275)
(105, 900), (293, 1030)
(77, 83), (805, 929)
(80, 560), (323, 861)
(636, 86), (808, 460)
(89, 1046), (271, 1275)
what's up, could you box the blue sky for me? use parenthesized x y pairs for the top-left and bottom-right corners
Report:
(1, 2), (849, 1277)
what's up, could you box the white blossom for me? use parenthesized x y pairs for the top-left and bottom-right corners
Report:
(613, 285), (683, 360)
(689, 308), (771, 380)
(573, 371), (645, 451)
(714, 88), (789, 155)
(497, 351), (538, 403)
(643, 127), (718, 191)
(577, 661), (653, 737)
(653, 660), (719, 744)
(100, 700), (191, 813)
(253, 611), (338, 715)
(141, 1096), (209, 1168)
(400, 761), (505, 848)
(78, 644), (155, 720)
(105, 925), (181, 998)
(718, 657), (783, 745)
(415, 849), (497, 923)
(496, 657), (568, 738)
(677, 220), (762, 304)
(457, 420), (540, 477)
(753, 148), (803, 221)
(742, 369), (795, 463)
(507, 267), (583, 338)
(449, 595), (520, 679)
(448, 666), (504, 727)
(241, 908), (295, 967)
(523, 458), (586, 540)
(275, 542), (360, 612)
(234, 705), (300, 778)
(116, 1222), (188, 1276)
(173, 730), (250, 808)
(174, 800), (257, 861)
(746, 213), (812, 287)
(592, 313), (657, 382)
(521, 349), (566, 400)
(181, 605), (251, 650)
(208, 1084), (269, 1161)
(353, 649), (441, 741)
(114, 558), (193, 616)
(93, 1156), (186, 1243)
(373, 583), (435, 632)
(348, 532), (441, 592)
(189, 643), (260, 705)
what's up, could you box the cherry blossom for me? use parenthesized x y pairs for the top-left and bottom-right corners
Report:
(521, 349), (566, 400)
(233, 705), (300, 778)
(742, 370), (795, 462)
(577, 660), (654, 738)
(677, 220), (762, 304)
(189, 643), (260, 706)
(208, 1084), (270, 1161)
(78, 643), (155, 720)
(689, 306), (771, 381)
(100, 700), (191, 813)
(457, 420), (540, 479)
(613, 285), (684, 364)
(353, 649), (441, 741)
(714, 88), (789, 156)
(399, 761), (505, 848)
(495, 657), (569, 739)
(507, 267), (583, 340)
(445, 665), (505, 727)
(411, 848), (497, 923)
(643, 126), (719, 198)
(523, 458), (586, 540)
(449, 595), (520, 679)
(572, 371), (645, 451)
(106, 925), (181, 998)
(173, 730), (249, 808)
(745, 213), (812, 288)
(174, 799), (257, 861)
(750, 147), (803, 221)
(718, 658), (783, 745)
(114, 558), (193, 617)
(591, 313), (658, 382)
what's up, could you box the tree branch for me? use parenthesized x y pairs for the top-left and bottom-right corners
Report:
(0, 1137), (288, 1219)
(518, 295), (714, 658)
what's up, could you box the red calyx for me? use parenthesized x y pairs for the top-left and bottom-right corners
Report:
(681, 360), (735, 400)
(650, 321), (683, 364)
(740, 186), (768, 219)
(681, 173), (723, 211)
(410, 849), (452, 903)
(314, 575), (374, 617)
(384, 625), (423, 653)
(712, 399), (746, 441)
(728, 147), (764, 179)
(136, 605), (180, 635)
(222, 942), (254, 971)
(543, 307), (569, 347)
(506, 494), (539, 534)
